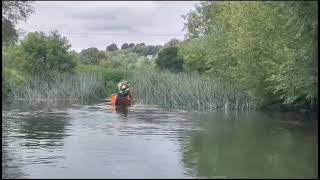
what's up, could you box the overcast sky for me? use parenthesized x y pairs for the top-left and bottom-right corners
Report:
(17, 1), (199, 52)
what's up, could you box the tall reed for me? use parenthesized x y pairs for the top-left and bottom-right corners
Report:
(5, 72), (106, 100)
(129, 69), (256, 111)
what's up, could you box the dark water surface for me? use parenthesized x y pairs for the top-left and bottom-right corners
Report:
(2, 100), (318, 178)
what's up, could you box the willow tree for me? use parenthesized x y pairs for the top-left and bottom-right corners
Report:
(180, 1), (318, 108)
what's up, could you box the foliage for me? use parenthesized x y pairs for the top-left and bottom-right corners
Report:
(181, 1), (214, 39)
(69, 50), (81, 64)
(2, 1), (34, 46)
(180, 1), (318, 108)
(75, 64), (124, 82)
(155, 46), (184, 72)
(164, 38), (180, 48)
(145, 45), (162, 55)
(130, 43), (162, 56)
(131, 43), (146, 55)
(121, 43), (129, 49)
(15, 31), (77, 75)
(104, 51), (150, 70)
(106, 43), (118, 51)
(75, 64), (127, 95)
(80, 47), (107, 65)
(128, 43), (135, 48)
(2, 68), (28, 97)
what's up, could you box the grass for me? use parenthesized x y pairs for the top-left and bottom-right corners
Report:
(3, 64), (256, 111)
(3, 63), (128, 100)
(3, 72), (107, 100)
(129, 69), (256, 111)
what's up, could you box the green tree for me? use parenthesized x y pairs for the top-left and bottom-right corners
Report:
(69, 50), (81, 64)
(155, 46), (184, 72)
(18, 30), (76, 75)
(145, 45), (162, 56)
(164, 38), (180, 48)
(2, 1), (34, 80)
(2, 1), (34, 46)
(80, 47), (106, 65)
(121, 43), (129, 49)
(132, 43), (147, 56)
(128, 43), (135, 48)
(107, 51), (144, 71)
(106, 43), (118, 51)
(180, 1), (318, 108)
(266, 1), (318, 106)
(181, 1), (214, 39)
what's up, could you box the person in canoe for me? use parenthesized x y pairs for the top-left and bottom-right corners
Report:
(111, 80), (133, 106)
(117, 80), (131, 97)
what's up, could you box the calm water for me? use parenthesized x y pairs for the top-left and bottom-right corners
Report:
(2, 100), (318, 179)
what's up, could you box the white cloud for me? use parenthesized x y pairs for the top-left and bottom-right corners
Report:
(17, 1), (199, 52)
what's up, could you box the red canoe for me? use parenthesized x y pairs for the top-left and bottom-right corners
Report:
(111, 94), (133, 106)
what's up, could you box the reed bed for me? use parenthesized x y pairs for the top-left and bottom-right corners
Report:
(4, 72), (106, 100)
(129, 70), (256, 111)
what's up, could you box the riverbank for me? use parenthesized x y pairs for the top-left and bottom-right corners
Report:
(262, 103), (318, 113)
(3, 69), (317, 113)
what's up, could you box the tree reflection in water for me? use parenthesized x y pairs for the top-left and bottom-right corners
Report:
(2, 100), (73, 179)
(180, 110), (317, 178)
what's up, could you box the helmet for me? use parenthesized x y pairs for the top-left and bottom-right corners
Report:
(123, 80), (130, 86)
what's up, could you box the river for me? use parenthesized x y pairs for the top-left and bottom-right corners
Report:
(2, 100), (318, 178)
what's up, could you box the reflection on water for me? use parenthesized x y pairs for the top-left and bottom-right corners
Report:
(2, 100), (318, 178)
(181, 111), (317, 178)
(2, 100), (74, 179)
(111, 105), (129, 117)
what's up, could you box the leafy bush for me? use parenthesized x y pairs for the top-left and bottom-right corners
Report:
(75, 64), (127, 96)
(155, 46), (184, 72)
(18, 30), (77, 75)
(180, 1), (318, 108)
